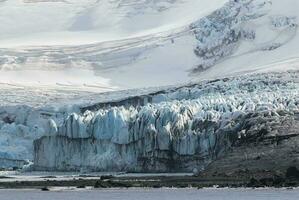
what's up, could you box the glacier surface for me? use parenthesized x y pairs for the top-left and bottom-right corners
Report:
(33, 71), (299, 172)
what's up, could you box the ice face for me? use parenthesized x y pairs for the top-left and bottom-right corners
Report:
(33, 72), (299, 172)
(0, 105), (66, 169)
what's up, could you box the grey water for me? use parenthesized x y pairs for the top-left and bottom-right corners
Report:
(0, 188), (299, 200)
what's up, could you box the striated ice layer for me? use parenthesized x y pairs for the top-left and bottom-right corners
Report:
(34, 72), (299, 172)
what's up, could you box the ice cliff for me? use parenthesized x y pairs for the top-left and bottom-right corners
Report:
(0, 105), (61, 169)
(33, 71), (299, 172)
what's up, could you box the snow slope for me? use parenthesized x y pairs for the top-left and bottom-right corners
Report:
(0, 0), (226, 88)
(0, 0), (227, 46)
(0, 0), (298, 89)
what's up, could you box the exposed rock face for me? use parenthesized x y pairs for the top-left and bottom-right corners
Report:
(191, 0), (298, 71)
(191, 0), (272, 71)
(33, 72), (299, 172)
(203, 112), (299, 177)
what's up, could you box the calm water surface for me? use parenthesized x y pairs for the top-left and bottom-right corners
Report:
(0, 188), (299, 200)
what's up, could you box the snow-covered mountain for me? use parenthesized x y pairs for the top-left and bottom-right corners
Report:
(0, 0), (299, 172)
(0, 0), (298, 89)
(0, 0), (226, 45)
(0, 0), (225, 88)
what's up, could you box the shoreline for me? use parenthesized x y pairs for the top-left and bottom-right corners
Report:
(1, 172), (299, 190)
(1, 186), (299, 192)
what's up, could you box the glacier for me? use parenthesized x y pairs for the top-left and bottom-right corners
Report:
(33, 71), (299, 172)
(0, 0), (299, 173)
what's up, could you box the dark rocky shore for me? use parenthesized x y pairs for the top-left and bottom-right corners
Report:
(1, 166), (299, 190)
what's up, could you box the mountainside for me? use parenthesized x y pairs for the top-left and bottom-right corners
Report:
(0, 0), (298, 88)
(0, 0), (226, 44)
